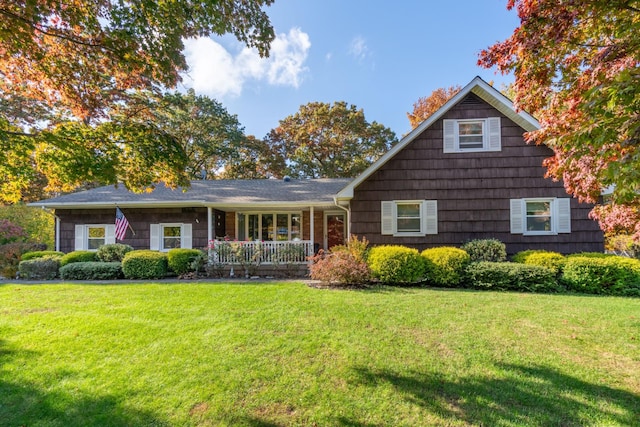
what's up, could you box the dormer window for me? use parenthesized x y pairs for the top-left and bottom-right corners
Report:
(443, 117), (501, 153)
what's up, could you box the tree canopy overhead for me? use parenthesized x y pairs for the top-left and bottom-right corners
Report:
(407, 85), (461, 129)
(0, 0), (275, 122)
(265, 101), (397, 179)
(479, 0), (640, 238)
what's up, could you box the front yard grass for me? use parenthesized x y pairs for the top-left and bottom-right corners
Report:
(1, 282), (638, 426)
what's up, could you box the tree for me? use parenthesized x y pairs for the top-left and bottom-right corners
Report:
(0, 0), (275, 196)
(220, 135), (283, 179)
(407, 85), (461, 129)
(265, 101), (397, 179)
(478, 0), (640, 239)
(0, 0), (275, 122)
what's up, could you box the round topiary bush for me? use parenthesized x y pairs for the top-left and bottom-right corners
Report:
(96, 243), (134, 262)
(421, 246), (470, 287)
(522, 251), (566, 275)
(60, 250), (97, 266)
(167, 248), (203, 275)
(461, 239), (507, 262)
(367, 245), (426, 284)
(122, 250), (168, 279)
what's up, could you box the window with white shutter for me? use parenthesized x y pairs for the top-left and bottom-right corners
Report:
(74, 224), (115, 251)
(510, 198), (571, 235)
(150, 223), (193, 251)
(380, 200), (438, 237)
(443, 117), (501, 153)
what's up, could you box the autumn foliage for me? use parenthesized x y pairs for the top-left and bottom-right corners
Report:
(407, 85), (461, 129)
(479, 0), (640, 239)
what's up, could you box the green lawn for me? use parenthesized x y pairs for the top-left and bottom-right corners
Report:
(1, 282), (638, 426)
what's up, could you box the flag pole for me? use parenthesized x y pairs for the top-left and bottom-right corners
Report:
(116, 206), (136, 236)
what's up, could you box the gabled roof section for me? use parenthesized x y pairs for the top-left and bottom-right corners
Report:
(336, 76), (540, 199)
(30, 178), (353, 209)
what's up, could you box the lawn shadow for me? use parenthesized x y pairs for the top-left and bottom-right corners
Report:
(351, 362), (640, 426)
(0, 339), (169, 426)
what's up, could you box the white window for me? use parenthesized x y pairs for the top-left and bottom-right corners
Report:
(236, 213), (302, 241)
(381, 200), (437, 237)
(510, 198), (571, 235)
(74, 224), (115, 251)
(150, 223), (192, 251)
(443, 117), (501, 153)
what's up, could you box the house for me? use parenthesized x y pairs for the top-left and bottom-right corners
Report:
(31, 77), (604, 261)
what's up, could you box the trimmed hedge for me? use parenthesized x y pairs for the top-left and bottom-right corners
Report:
(461, 239), (507, 262)
(167, 248), (203, 275)
(59, 262), (123, 280)
(421, 247), (470, 287)
(122, 250), (168, 279)
(21, 250), (64, 261)
(464, 262), (560, 293)
(60, 250), (97, 266)
(561, 255), (640, 296)
(96, 243), (134, 262)
(367, 245), (426, 284)
(18, 257), (60, 280)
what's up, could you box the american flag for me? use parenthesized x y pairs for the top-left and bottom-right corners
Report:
(115, 207), (129, 241)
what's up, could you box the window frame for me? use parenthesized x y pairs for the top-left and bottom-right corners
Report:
(74, 224), (115, 251)
(443, 117), (501, 153)
(381, 200), (438, 237)
(150, 223), (193, 251)
(236, 212), (303, 241)
(510, 198), (571, 236)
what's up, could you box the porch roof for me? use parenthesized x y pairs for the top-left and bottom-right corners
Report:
(30, 178), (353, 210)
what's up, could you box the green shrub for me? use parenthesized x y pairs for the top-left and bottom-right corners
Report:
(309, 250), (371, 286)
(367, 245), (426, 284)
(464, 262), (560, 293)
(18, 256), (60, 280)
(461, 239), (507, 262)
(122, 250), (168, 279)
(167, 248), (203, 275)
(96, 243), (134, 262)
(512, 250), (566, 274)
(59, 262), (123, 280)
(566, 252), (613, 259)
(21, 250), (64, 261)
(60, 250), (97, 266)
(561, 255), (640, 295)
(421, 247), (470, 287)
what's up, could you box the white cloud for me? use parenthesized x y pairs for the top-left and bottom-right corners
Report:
(348, 36), (370, 61)
(182, 28), (310, 99)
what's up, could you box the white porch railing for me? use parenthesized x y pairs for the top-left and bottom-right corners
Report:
(209, 240), (314, 265)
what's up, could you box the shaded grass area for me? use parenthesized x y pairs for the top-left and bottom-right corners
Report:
(1, 282), (639, 426)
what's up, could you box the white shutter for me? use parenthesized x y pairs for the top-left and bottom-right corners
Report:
(488, 117), (501, 151)
(510, 199), (524, 234)
(443, 119), (456, 153)
(150, 224), (160, 250)
(181, 224), (192, 249)
(381, 201), (395, 235)
(75, 225), (86, 250)
(423, 200), (438, 235)
(105, 225), (116, 244)
(556, 198), (571, 233)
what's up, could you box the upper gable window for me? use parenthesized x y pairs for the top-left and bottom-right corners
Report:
(443, 117), (501, 153)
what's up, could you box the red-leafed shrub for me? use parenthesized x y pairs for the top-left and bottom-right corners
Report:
(309, 250), (371, 286)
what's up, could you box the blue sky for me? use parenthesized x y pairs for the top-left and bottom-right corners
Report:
(180, 0), (520, 139)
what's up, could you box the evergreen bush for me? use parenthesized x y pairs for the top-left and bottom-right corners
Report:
(461, 239), (507, 262)
(561, 255), (640, 296)
(167, 248), (203, 275)
(367, 245), (425, 284)
(421, 247), (470, 287)
(60, 262), (123, 280)
(60, 251), (97, 266)
(21, 251), (64, 261)
(96, 243), (134, 262)
(464, 261), (560, 293)
(122, 250), (168, 279)
(18, 256), (60, 280)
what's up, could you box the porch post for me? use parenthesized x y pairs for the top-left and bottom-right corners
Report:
(55, 216), (60, 252)
(207, 207), (213, 243)
(309, 206), (315, 254)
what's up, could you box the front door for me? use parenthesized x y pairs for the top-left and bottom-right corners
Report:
(324, 212), (346, 250)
